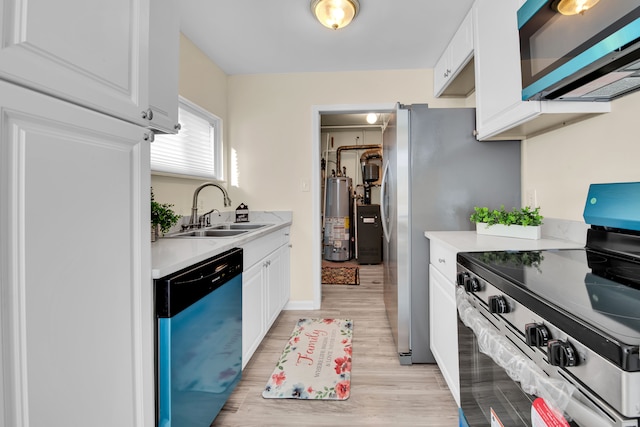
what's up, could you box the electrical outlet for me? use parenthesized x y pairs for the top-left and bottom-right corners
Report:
(526, 189), (538, 207)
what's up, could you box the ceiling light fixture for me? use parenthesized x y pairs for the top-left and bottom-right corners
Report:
(311, 0), (360, 30)
(366, 113), (378, 124)
(551, 0), (600, 15)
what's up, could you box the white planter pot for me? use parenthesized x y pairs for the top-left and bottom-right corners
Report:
(475, 223), (541, 240)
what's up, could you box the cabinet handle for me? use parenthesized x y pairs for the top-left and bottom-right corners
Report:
(144, 132), (155, 142)
(174, 123), (182, 131)
(438, 258), (446, 263)
(141, 108), (154, 120)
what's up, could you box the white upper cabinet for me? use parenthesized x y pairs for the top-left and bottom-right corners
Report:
(0, 0), (179, 133)
(148, 0), (180, 134)
(434, 8), (475, 98)
(472, 0), (610, 140)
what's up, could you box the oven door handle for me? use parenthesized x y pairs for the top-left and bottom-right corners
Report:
(456, 287), (613, 427)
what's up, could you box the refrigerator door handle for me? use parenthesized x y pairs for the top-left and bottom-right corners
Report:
(380, 160), (390, 242)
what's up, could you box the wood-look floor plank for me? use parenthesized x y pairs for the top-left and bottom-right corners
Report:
(211, 264), (459, 426)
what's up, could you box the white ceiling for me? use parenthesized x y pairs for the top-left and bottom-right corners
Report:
(179, 0), (475, 75)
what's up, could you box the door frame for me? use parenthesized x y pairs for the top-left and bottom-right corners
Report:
(311, 103), (395, 309)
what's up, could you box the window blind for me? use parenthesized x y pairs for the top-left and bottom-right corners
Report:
(151, 98), (222, 180)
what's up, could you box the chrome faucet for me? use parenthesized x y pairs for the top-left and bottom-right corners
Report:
(188, 182), (232, 229)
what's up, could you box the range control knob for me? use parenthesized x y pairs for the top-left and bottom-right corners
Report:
(457, 272), (469, 287)
(525, 323), (550, 347)
(488, 295), (510, 314)
(548, 340), (578, 367)
(464, 277), (481, 292)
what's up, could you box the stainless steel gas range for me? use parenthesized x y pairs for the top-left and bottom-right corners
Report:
(456, 182), (640, 427)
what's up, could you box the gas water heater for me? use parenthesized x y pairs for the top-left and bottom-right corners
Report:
(323, 176), (352, 261)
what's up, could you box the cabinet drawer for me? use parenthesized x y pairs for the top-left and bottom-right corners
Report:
(429, 241), (457, 281)
(242, 228), (288, 270)
(281, 227), (291, 245)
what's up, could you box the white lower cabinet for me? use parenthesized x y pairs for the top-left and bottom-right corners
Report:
(242, 258), (265, 368)
(428, 240), (460, 406)
(429, 265), (460, 406)
(242, 228), (291, 368)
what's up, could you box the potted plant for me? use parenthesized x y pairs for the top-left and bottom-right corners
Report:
(470, 205), (543, 240)
(151, 188), (181, 241)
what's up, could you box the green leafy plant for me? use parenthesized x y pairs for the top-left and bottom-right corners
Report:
(151, 188), (181, 234)
(470, 205), (543, 227)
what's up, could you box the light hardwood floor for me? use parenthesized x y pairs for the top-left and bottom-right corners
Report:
(212, 264), (459, 426)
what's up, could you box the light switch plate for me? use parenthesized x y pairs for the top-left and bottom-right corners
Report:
(526, 189), (537, 207)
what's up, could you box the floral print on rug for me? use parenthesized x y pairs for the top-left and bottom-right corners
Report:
(262, 318), (353, 400)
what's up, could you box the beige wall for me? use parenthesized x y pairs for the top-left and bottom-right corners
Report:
(227, 70), (467, 302)
(151, 34), (230, 215)
(521, 90), (640, 222)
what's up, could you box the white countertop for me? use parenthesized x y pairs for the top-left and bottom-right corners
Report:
(152, 211), (292, 279)
(424, 230), (584, 253)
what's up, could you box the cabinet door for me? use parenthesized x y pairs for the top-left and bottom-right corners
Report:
(434, 8), (474, 97)
(474, 0), (528, 131)
(147, 0), (179, 133)
(265, 246), (285, 327)
(473, 0), (609, 140)
(242, 261), (264, 368)
(0, 0), (150, 126)
(0, 81), (152, 427)
(280, 243), (291, 307)
(448, 10), (473, 76)
(429, 265), (460, 406)
(433, 49), (451, 97)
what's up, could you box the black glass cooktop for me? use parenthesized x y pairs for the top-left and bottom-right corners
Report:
(458, 248), (640, 371)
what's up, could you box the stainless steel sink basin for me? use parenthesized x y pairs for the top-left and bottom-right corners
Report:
(228, 223), (270, 229)
(185, 230), (247, 237)
(169, 229), (249, 238)
(165, 223), (272, 238)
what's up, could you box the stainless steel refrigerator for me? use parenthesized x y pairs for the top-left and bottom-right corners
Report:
(381, 104), (520, 364)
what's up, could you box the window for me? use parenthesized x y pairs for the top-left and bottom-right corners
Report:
(151, 97), (223, 180)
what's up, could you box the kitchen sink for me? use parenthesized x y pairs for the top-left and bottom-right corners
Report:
(228, 223), (270, 229)
(172, 229), (249, 238)
(165, 223), (273, 238)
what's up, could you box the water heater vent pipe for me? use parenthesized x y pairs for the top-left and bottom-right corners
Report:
(335, 144), (381, 176)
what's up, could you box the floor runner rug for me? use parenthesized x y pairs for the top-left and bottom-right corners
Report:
(262, 318), (353, 400)
(321, 266), (360, 285)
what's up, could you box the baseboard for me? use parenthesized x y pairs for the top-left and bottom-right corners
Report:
(283, 300), (315, 310)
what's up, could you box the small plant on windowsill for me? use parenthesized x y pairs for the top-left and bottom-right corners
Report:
(151, 188), (180, 241)
(470, 206), (543, 239)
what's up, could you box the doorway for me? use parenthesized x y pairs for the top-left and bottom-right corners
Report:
(311, 104), (394, 309)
